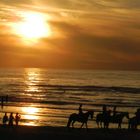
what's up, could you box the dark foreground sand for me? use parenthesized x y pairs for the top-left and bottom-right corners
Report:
(0, 125), (140, 140)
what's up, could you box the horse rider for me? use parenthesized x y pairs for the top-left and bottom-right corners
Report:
(113, 106), (117, 117)
(103, 107), (111, 129)
(102, 105), (107, 116)
(78, 104), (83, 117)
(135, 108), (140, 123)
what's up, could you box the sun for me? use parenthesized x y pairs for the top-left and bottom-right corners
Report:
(12, 12), (51, 42)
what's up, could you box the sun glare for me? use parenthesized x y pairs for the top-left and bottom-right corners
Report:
(12, 12), (51, 43)
(22, 107), (39, 114)
(22, 107), (39, 125)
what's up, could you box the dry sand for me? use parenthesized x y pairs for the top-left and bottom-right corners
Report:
(0, 125), (140, 140)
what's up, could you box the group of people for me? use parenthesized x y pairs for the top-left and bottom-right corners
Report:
(102, 105), (117, 117)
(78, 104), (117, 116)
(2, 112), (21, 126)
(78, 104), (140, 121)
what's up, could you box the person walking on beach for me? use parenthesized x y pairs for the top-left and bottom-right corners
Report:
(2, 112), (8, 125)
(15, 113), (21, 126)
(9, 113), (14, 126)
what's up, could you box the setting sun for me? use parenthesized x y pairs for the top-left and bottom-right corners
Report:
(12, 12), (51, 41)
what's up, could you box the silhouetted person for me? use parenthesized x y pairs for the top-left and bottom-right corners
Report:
(78, 104), (83, 116)
(103, 108), (111, 129)
(3, 112), (8, 125)
(9, 113), (14, 126)
(5, 95), (8, 103)
(102, 105), (112, 128)
(135, 108), (140, 123)
(113, 106), (117, 116)
(15, 113), (21, 126)
(102, 105), (107, 115)
(1, 96), (4, 109)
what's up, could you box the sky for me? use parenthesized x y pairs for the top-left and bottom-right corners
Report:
(0, 0), (140, 70)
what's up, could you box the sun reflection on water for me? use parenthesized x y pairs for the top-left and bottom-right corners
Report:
(21, 106), (39, 126)
(25, 68), (41, 92)
(22, 69), (43, 126)
(22, 106), (38, 114)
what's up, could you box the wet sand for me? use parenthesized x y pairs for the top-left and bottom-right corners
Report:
(0, 125), (140, 140)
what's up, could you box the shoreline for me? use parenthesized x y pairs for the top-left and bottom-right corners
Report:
(0, 125), (140, 140)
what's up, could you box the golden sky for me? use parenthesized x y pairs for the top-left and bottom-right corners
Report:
(0, 0), (140, 70)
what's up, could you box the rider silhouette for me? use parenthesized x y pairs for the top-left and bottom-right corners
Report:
(113, 106), (117, 117)
(102, 106), (111, 129)
(135, 108), (140, 123)
(102, 105), (107, 116)
(78, 104), (83, 116)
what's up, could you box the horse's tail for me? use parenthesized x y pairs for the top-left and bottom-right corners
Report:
(67, 116), (72, 128)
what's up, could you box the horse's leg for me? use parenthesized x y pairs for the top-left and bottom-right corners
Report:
(105, 123), (107, 129)
(85, 122), (88, 130)
(118, 122), (121, 129)
(118, 123), (120, 129)
(96, 121), (99, 128)
(72, 121), (75, 128)
(80, 123), (84, 128)
(106, 122), (109, 129)
(103, 122), (106, 129)
(67, 117), (72, 128)
(135, 123), (138, 129)
(128, 121), (131, 129)
(100, 121), (102, 128)
(128, 120), (132, 129)
(104, 121), (109, 129)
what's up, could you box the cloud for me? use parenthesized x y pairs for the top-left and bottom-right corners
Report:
(0, 0), (32, 5)
(0, 0), (140, 70)
(38, 0), (140, 12)
(43, 21), (140, 66)
(96, 0), (140, 9)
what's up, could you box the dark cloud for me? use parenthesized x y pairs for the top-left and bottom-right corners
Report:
(49, 21), (140, 53)
(39, 21), (140, 69)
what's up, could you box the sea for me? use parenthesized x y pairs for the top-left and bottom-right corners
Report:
(0, 68), (140, 128)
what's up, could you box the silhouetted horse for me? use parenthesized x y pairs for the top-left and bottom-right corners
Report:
(96, 112), (129, 128)
(67, 110), (94, 129)
(128, 116), (139, 129)
(96, 113), (106, 128)
(96, 111), (111, 128)
(110, 112), (129, 128)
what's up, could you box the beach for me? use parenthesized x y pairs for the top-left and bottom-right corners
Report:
(0, 125), (140, 140)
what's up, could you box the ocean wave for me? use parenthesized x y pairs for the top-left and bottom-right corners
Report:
(4, 84), (140, 93)
(32, 85), (140, 93)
